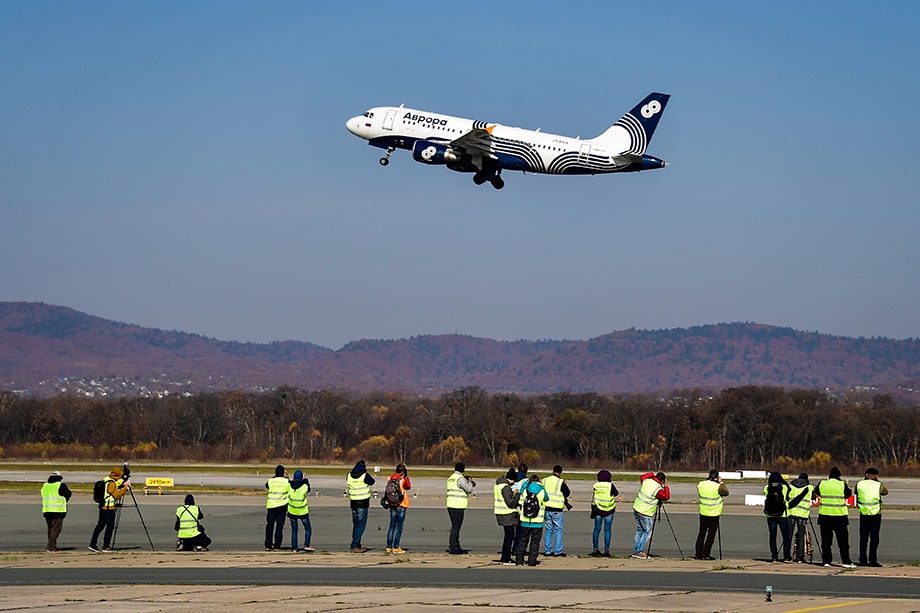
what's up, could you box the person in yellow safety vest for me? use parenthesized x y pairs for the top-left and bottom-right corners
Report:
(41, 471), (72, 552)
(763, 471), (792, 562)
(287, 469), (313, 552)
(264, 464), (289, 551)
(694, 469), (729, 560)
(494, 468), (521, 564)
(346, 459), (375, 553)
(89, 466), (130, 552)
(786, 473), (814, 563)
(631, 471), (670, 559)
(175, 493), (211, 551)
(516, 474), (549, 566)
(446, 462), (475, 554)
(590, 469), (621, 557)
(814, 466), (856, 567)
(542, 464), (571, 557)
(855, 467), (888, 567)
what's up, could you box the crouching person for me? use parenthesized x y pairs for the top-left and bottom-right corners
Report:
(176, 494), (212, 552)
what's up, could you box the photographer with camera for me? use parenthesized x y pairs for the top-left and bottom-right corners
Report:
(89, 466), (130, 552)
(631, 471), (669, 559)
(694, 469), (728, 560)
(176, 494), (211, 552)
(855, 467), (888, 567)
(264, 464), (289, 551)
(446, 462), (475, 554)
(384, 464), (411, 554)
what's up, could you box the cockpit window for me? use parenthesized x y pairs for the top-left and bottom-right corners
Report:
(364, 112), (374, 118)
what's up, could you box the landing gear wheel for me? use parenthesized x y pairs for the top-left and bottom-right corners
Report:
(379, 146), (395, 167)
(490, 176), (505, 190)
(473, 173), (487, 185)
(379, 157), (389, 166)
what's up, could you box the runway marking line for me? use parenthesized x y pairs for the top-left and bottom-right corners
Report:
(783, 601), (874, 613)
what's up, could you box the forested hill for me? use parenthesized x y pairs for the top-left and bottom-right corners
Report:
(2, 301), (919, 399)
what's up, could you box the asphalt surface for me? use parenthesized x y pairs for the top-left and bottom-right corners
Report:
(4, 468), (920, 611)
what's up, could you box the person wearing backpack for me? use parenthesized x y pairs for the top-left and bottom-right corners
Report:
(385, 463), (411, 554)
(89, 466), (130, 553)
(763, 471), (792, 562)
(516, 474), (549, 566)
(494, 468), (521, 564)
(287, 470), (313, 552)
(814, 466), (855, 567)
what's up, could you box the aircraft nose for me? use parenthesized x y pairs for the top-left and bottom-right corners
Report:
(346, 117), (363, 136)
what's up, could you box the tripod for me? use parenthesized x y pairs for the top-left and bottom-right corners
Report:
(647, 502), (685, 559)
(112, 485), (155, 551)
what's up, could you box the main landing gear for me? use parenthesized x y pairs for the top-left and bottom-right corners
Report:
(379, 146), (395, 166)
(473, 169), (504, 190)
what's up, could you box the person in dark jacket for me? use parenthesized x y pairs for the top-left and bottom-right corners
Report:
(41, 471), (72, 552)
(494, 468), (520, 564)
(264, 464), (288, 551)
(764, 471), (792, 562)
(176, 494), (211, 551)
(814, 466), (855, 567)
(591, 469), (621, 557)
(346, 460), (375, 553)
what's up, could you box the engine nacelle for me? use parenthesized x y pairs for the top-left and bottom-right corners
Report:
(412, 140), (461, 165)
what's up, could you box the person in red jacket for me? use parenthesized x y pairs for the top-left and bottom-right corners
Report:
(631, 471), (670, 559)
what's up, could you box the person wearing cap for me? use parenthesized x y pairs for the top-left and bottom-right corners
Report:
(814, 466), (855, 568)
(346, 459), (375, 553)
(590, 469), (621, 557)
(89, 466), (130, 553)
(855, 467), (888, 567)
(264, 464), (288, 551)
(287, 469), (313, 552)
(694, 469), (728, 560)
(631, 471), (670, 559)
(41, 471), (72, 552)
(446, 462), (475, 554)
(787, 473), (814, 563)
(494, 468), (521, 564)
(175, 494), (211, 551)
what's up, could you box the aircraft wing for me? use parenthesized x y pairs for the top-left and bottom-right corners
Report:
(450, 127), (497, 160)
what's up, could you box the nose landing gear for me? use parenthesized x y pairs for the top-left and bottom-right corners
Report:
(379, 146), (396, 166)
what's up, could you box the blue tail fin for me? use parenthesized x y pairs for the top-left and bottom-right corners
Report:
(594, 92), (670, 154)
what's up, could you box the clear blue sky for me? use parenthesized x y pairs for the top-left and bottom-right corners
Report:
(2, 2), (919, 349)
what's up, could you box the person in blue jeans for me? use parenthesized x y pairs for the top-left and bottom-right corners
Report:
(287, 470), (313, 552)
(346, 460), (375, 553)
(542, 465), (571, 557)
(385, 463), (411, 553)
(590, 470), (621, 556)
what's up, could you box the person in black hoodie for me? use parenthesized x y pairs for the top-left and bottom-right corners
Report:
(346, 460), (375, 553)
(814, 466), (855, 567)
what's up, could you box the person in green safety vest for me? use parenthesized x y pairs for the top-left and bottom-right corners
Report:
(41, 471), (71, 552)
(346, 460), (375, 553)
(855, 467), (888, 567)
(631, 471), (670, 559)
(494, 467), (521, 564)
(175, 494), (211, 551)
(590, 469), (621, 557)
(516, 474), (549, 566)
(446, 462), (475, 554)
(814, 466), (855, 567)
(89, 466), (130, 553)
(264, 464), (289, 551)
(694, 469), (728, 560)
(786, 473), (814, 563)
(287, 469), (313, 552)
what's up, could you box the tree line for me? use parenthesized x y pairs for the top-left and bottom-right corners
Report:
(1, 385), (918, 474)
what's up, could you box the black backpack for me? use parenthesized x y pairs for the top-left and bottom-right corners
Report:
(92, 479), (106, 505)
(522, 489), (540, 518)
(764, 482), (786, 516)
(384, 477), (403, 507)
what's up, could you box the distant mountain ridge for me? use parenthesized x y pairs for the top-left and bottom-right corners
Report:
(2, 301), (919, 399)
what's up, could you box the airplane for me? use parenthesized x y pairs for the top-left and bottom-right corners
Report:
(345, 92), (670, 189)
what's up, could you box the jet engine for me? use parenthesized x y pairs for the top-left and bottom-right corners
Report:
(411, 140), (461, 165)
